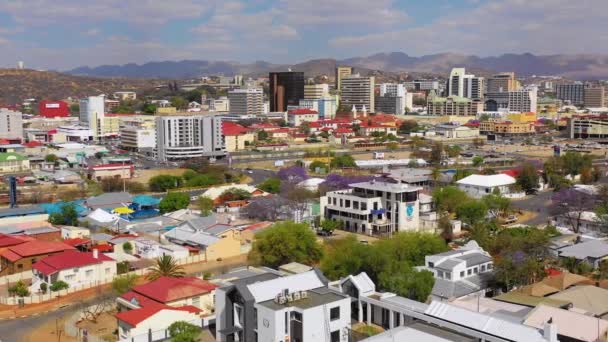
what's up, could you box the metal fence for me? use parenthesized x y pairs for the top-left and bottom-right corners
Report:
(118, 317), (213, 342)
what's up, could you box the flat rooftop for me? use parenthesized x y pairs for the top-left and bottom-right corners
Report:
(257, 287), (346, 311)
(349, 180), (422, 193)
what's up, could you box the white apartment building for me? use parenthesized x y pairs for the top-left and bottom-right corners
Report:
(215, 269), (351, 342)
(340, 74), (375, 113)
(379, 83), (406, 98)
(79, 95), (105, 139)
(0, 108), (23, 140)
(320, 180), (421, 236)
(299, 97), (337, 120)
(508, 86), (538, 113)
(119, 116), (156, 152)
(208, 97), (230, 112)
(424, 241), (494, 301)
(447, 68), (484, 100)
(155, 114), (225, 162)
(288, 109), (319, 126)
(304, 84), (330, 99)
(228, 88), (263, 116)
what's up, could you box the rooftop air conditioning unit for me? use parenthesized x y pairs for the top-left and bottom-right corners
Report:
(279, 296), (287, 305)
(300, 290), (308, 299)
(293, 292), (301, 301)
(286, 294), (294, 302)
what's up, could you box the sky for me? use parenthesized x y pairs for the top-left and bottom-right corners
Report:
(0, 0), (606, 71)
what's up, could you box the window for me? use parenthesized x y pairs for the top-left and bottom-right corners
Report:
(345, 200), (350, 208)
(285, 312), (288, 334)
(65, 274), (75, 281)
(361, 203), (367, 210)
(85, 270), (93, 278)
(460, 271), (465, 278)
(340, 199), (343, 207)
(330, 306), (340, 321)
(193, 296), (200, 308)
(437, 270), (444, 279)
(467, 269), (472, 276)
(330, 330), (340, 342)
(427, 262), (434, 268)
(353, 201), (359, 210)
(445, 272), (451, 280)
(487, 263), (493, 270)
(105, 268), (111, 274)
(481, 265), (486, 272)
(474, 267), (478, 274)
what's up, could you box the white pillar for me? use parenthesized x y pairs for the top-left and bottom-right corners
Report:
(389, 310), (394, 329)
(367, 302), (372, 325)
(357, 300), (363, 323)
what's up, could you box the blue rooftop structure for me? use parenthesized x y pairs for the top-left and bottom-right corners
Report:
(0, 205), (46, 218)
(132, 195), (161, 207)
(40, 200), (89, 216)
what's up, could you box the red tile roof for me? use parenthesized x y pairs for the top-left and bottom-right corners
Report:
(89, 163), (134, 170)
(23, 141), (43, 148)
(288, 109), (318, 115)
(1, 240), (75, 260)
(63, 238), (91, 247)
(131, 276), (217, 303)
(32, 250), (114, 276)
(222, 122), (250, 136)
(501, 169), (520, 178)
(0, 234), (33, 248)
(335, 127), (354, 134)
(121, 290), (161, 308)
(115, 304), (200, 327)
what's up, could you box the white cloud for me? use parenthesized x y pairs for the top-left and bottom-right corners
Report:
(278, 0), (408, 26)
(329, 0), (608, 56)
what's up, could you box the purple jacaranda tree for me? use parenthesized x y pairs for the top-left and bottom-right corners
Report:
(277, 166), (308, 183)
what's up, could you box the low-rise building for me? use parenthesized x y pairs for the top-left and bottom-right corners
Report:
(480, 121), (535, 135)
(116, 305), (202, 341)
(456, 174), (517, 198)
(87, 163), (134, 181)
(0, 152), (30, 173)
(288, 109), (319, 126)
(432, 124), (480, 139)
(554, 239), (608, 268)
(114, 91), (137, 101)
(568, 115), (608, 139)
(60, 226), (90, 240)
(0, 240), (76, 276)
(427, 94), (484, 116)
(0, 206), (49, 230)
(423, 241), (494, 301)
(31, 250), (116, 290)
(222, 122), (254, 152)
(320, 180), (421, 236)
(131, 237), (189, 260)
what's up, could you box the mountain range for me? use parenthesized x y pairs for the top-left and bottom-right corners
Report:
(67, 52), (608, 80)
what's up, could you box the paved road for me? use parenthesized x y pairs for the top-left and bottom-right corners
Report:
(511, 190), (554, 226)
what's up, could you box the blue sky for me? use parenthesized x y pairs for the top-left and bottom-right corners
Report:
(0, 0), (605, 70)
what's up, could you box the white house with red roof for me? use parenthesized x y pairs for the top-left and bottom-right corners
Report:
(117, 276), (218, 315)
(31, 250), (116, 291)
(222, 122), (254, 152)
(116, 304), (202, 341)
(288, 109), (319, 126)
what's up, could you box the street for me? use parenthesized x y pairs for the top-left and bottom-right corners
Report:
(511, 190), (553, 226)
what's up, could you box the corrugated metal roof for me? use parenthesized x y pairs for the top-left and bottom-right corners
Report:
(247, 270), (325, 303)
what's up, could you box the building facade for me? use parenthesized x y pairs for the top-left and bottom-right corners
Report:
(79, 96), (105, 139)
(340, 74), (375, 113)
(304, 84), (329, 99)
(228, 88), (264, 116)
(403, 79), (441, 92)
(584, 87), (606, 108)
(299, 97), (337, 120)
(556, 83), (585, 105)
(0, 108), (23, 140)
(38, 101), (70, 118)
(568, 116), (608, 139)
(446, 68), (484, 100)
(427, 93), (483, 116)
(335, 66), (353, 92)
(155, 114), (225, 162)
(486, 72), (518, 93)
(485, 87), (537, 113)
(320, 180), (421, 236)
(270, 72), (305, 112)
(119, 116), (156, 152)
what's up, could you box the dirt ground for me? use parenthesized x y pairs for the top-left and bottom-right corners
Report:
(134, 168), (188, 184)
(24, 315), (78, 342)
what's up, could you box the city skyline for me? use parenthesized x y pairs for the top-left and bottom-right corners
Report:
(0, 0), (606, 70)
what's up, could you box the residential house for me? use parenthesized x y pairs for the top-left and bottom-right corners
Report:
(0, 240), (76, 275)
(131, 237), (189, 260)
(456, 174), (517, 199)
(222, 122), (254, 152)
(116, 305), (202, 341)
(201, 184), (267, 206)
(0, 206), (49, 227)
(554, 239), (608, 268)
(31, 250), (116, 291)
(163, 218), (242, 261)
(60, 226), (90, 239)
(87, 163), (134, 181)
(0, 234), (33, 253)
(85, 192), (133, 210)
(0, 152), (30, 173)
(548, 285), (608, 318)
(215, 269), (351, 342)
(524, 304), (608, 342)
(117, 276), (217, 314)
(423, 241), (494, 301)
(553, 211), (604, 236)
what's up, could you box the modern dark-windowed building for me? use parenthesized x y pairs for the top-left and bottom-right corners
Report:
(269, 72), (305, 112)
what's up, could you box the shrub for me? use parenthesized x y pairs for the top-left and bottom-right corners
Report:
(50, 280), (69, 292)
(8, 280), (30, 297)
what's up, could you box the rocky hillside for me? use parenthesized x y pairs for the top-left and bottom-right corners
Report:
(0, 69), (164, 104)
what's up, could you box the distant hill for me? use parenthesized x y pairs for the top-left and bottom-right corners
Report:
(0, 69), (163, 104)
(67, 53), (608, 80)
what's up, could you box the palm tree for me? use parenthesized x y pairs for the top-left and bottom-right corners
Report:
(146, 255), (186, 281)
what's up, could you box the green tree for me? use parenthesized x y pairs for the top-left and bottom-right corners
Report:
(472, 156), (484, 167)
(482, 193), (511, 218)
(112, 274), (138, 295)
(456, 201), (488, 226)
(168, 321), (201, 342)
(387, 142), (399, 151)
(320, 219), (342, 234)
(117, 261), (130, 274)
(430, 141), (444, 165)
(517, 163), (540, 193)
(258, 177), (281, 194)
(432, 186), (470, 213)
(147, 255), (186, 281)
(149, 175), (183, 192)
(142, 102), (157, 114)
(48, 203), (79, 226)
(122, 242), (133, 254)
(170, 96), (188, 110)
(330, 154), (356, 168)
(399, 120), (419, 134)
(378, 262), (435, 302)
(40, 283), (47, 294)
(249, 221), (323, 268)
(219, 188), (252, 202)
(69, 103), (80, 116)
(159, 192), (190, 213)
(45, 154), (58, 162)
(257, 130), (269, 141)
(50, 280), (69, 292)
(198, 197), (214, 217)
(8, 280), (30, 297)
(309, 160), (328, 173)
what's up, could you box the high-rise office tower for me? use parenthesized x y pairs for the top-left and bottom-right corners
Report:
(487, 72), (519, 93)
(584, 87), (606, 107)
(155, 114), (225, 162)
(556, 83), (585, 105)
(335, 66), (353, 92)
(79, 95), (105, 138)
(446, 68), (484, 100)
(304, 84), (330, 99)
(228, 88), (264, 115)
(340, 74), (375, 113)
(269, 72), (305, 112)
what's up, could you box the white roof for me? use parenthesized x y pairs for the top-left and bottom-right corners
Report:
(456, 174), (516, 187)
(524, 304), (608, 342)
(87, 208), (119, 223)
(341, 272), (375, 296)
(362, 325), (455, 342)
(425, 301), (546, 342)
(297, 178), (325, 187)
(247, 270), (325, 303)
